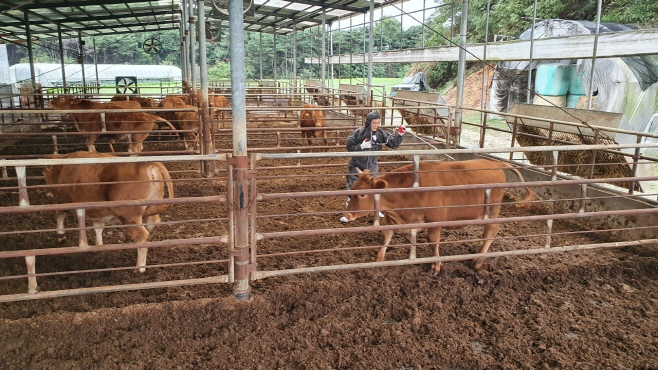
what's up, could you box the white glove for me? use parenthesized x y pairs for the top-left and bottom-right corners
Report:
(360, 139), (372, 150)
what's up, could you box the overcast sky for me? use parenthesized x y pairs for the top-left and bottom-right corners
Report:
(333, 0), (442, 31)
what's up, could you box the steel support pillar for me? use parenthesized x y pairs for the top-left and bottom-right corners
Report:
(587, 0), (603, 110)
(273, 32), (277, 84)
(57, 23), (67, 94)
(24, 12), (37, 93)
(229, 0), (251, 300)
(78, 31), (86, 94)
(198, 0), (213, 174)
(321, 11), (326, 87)
(367, 0), (374, 90)
(189, 0), (197, 94)
(455, 0), (469, 147)
(527, 0), (537, 103)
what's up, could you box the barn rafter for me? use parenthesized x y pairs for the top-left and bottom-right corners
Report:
(0, 0), (395, 43)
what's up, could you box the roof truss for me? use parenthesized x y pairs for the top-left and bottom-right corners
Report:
(0, 0), (396, 44)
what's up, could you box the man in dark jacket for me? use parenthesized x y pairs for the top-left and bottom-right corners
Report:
(340, 111), (405, 222)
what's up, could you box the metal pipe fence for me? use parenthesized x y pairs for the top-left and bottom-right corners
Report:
(1, 85), (658, 303)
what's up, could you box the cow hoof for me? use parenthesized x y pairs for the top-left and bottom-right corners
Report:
(474, 261), (484, 270)
(431, 262), (442, 275)
(56, 236), (67, 243)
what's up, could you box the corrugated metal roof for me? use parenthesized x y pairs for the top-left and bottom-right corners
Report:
(0, 0), (394, 45)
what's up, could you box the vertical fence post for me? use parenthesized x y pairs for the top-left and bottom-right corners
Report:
(76, 208), (88, 248)
(16, 166), (29, 207)
(509, 117), (518, 161)
(413, 155), (420, 188)
(629, 136), (642, 195)
(409, 229), (417, 260)
(52, 135), (58, 154)
(25, 256), (37, 294)
(545, 219), (553, 248)
(551, 150), (558, 180)
(588, 130), (599, 179)
(227, 154), (235, 283)
(483, 188), (491, 220)
(479, 115), (487, 148)
(373, 193), (381, 227)
(579, 184), (587, 213)
(249, 155), (258, 270)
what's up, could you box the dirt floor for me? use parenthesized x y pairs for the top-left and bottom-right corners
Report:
(1, 116), (657, 369)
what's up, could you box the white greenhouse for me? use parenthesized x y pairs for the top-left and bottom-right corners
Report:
(7, 63), (182, 87)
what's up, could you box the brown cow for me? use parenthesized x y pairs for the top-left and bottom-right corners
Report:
(342, 159), (536, 274)
(163, 94), (192, 105)
(159, 99), (200, 151)
(209, 95), (228, 124)
(49, 96), (175, 153)
(110, 94), (156, 108)
(43, 151), (174, 272)
(299, 104), (328, 147)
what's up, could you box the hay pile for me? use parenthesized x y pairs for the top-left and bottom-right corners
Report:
(516, 125), (639, 190)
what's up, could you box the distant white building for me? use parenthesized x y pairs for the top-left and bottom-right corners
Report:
(7, 63), (182, 87)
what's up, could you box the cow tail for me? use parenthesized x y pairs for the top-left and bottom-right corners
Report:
(155, 116), (177, 131)
(502, 164), (537, 207)
(153, 162), (175, 200)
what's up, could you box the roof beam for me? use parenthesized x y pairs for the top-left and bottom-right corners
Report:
(305, 29), (658, 64)
(4, 19), (178, 35)
(290, 0), (363, 13)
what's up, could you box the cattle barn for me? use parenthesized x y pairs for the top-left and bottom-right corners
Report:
(0, 0), (657, 368)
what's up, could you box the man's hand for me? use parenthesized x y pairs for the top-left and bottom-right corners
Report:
(360, 138), (372, 150)
(397, 125), (406, 135)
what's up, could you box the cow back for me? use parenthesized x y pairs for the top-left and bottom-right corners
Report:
(378, 160), (510, 223)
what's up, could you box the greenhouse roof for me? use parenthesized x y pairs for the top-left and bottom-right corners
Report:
(0, 0), (395, 44)
(8, 63), (181, 86)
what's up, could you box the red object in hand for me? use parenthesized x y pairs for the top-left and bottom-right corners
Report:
(397, 125), (405, 134)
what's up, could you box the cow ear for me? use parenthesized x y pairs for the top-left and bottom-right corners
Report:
(372, 178), (388, 189)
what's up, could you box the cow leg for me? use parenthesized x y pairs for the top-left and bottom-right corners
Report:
(475, 223), (500, 270)
(56, 211), (67, 243)
(144, 214), (161, 234)
(108, 139), (116, 153)
(121, 216), (150, 273)
(376, 229), (395, 262)
(86, 135), (98, 152)
(93, 221), (104, 246)
(427, 227), (443, 275)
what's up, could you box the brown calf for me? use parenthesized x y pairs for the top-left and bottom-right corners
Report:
(159, 99), (200, 151)
(299, 104), (328, 147)
(43, 151), (175, 272)
(343, 159), (536, 274)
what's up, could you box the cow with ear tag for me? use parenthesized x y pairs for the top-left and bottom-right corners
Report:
(342, 159), (536, 274)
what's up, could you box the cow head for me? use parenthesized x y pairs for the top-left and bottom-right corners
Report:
(49, 96), (76, 109)
(342, 169), (389, 222)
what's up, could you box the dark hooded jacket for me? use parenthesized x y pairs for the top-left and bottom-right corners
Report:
(346, 111), (404, 172)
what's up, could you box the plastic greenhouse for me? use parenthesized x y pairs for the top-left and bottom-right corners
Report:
(7, 63), (182, 87)
(488, 19), (658, 145)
